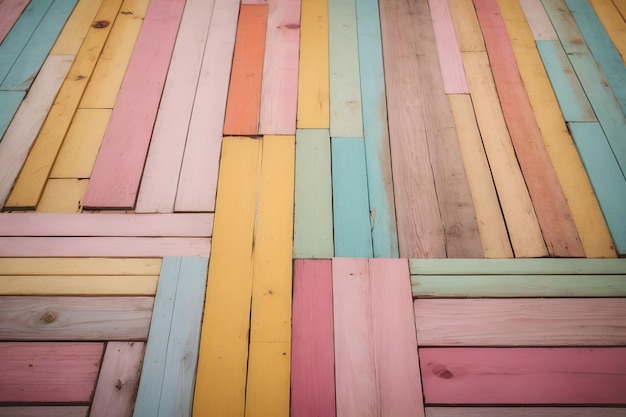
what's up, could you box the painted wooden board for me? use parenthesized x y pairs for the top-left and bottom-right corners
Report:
(426, 408), (626, 417)
(414, 298), (626, 346)
(420, 348), (626, 404)
(90, 342), (145, 417)
(222, 5), (268, 136)
(333, 258), (424, 417)
(331, 137), (373, 258)
(614, 0), (626, 19)
(245, 342), (291, 417)
(427, 0), (469, 93)
(411, 274), (626, 298)
(0, 90), (24, 139)
(49, 0), (103, 54)
(291, 260), (335, 417)
(0, 237), (211, 257)
(0, 275), (158, 296)
(0, 257), (161, 275)
(296, 0), (329, 128)
(174, 0), (240, 212)
(0, 296), (153, 340)
(258, 0), (301, 134)
(356, 0), (399, 258)
(0, 213), (213, 237)
(5, 0), (122, 209)
(448, 0), (486, 51)
(0, 0), (31, 44)
(0, 342), (103, 403)
(36, 178), (87, 212)
(293, 129), (334, 258)
(135, 0), (215, 213)
(589, 0), (626, 63)
(519, 0), (558, 40)
(0, 407), (89, 417)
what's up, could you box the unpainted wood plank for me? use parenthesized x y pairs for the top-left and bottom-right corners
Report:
(0, 257), (161, 275)
(222, 5), (268, 136)
(448, 0), (486, 51)
(245, 342), (291, 417)
(426, 407), (626, 417)
(0, 0), (31, 44)
(0, 342), (103, 403)
(49, 0), (103, 55)
(0, 407), (89, 417)
(420, 347), (626, 404)
(589, 0), (626, 62)
(36, 178), (88, 213)
(414, 298), (626, 345)
(519, 0), (558, 39)
(90, 342), (145, 417)
(0, 275), (158, 296)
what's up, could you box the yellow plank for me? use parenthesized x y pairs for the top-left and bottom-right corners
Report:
(0, 275), (158, 295)
(50, 0), (104, 54)
(50, 109), (112, 178)
(245, 342), (291, 417)
(36, 179), (88, 213)
(589, 0), (626, 62)
(496, 0), (617, 258)
(296, 0), (330, 128)
(193, 137), (262, 417)
(80, 0), (150, 108)
(613, 0), (626, 20)
(5, 0), (122, 209)
(448, 0), (486, 52)
(0, 258), (162, 275)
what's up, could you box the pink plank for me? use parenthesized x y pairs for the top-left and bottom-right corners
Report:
(0, 0), (30, 44)
(291, 260), (336, 417)
(0, 342), (103, 403)
(82, 0), (187, 209)
(420, 348), (626, 404)
(258, 0), (301, 134)
(0, 237), (211, 257)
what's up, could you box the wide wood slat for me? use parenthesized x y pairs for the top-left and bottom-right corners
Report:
(426, 407), (626, 417)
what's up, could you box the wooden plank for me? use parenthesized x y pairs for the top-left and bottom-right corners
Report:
(36, 178), (88, 213)
(0, 90), (24, 139)
(0, 0), (30, 44)
(173, 0), (240, 212)
(222, 5), (268, 136)
(293, 129), (334, 258)
(519, 0), (558, 40)
(0, 407), (88, 417)
(448, 0), (486, 51)
(89, 342), (145, 417)
(0, 342), (103, 402)
(0, 257), (161, 275)
(414, 298), (626, 346)
(328, 0), (363, 137)
(614, 0), (626, 20)
(356, 0), (399, 258)
(331, 137), (373, 258)
(448, 95), (512, 258)
(245, 342), (291, 417)
(411, 274), (626, 298)
(0, 296), (153, 340)
(420, 348), (626, 404)
(0, 275), (158, 296)
(589, 0), (626, 63)
(0, 237), (211, 257)
(0, 213), (213, 237)
(5, 0), (122, 209)
(296, 0), (329, 128)
(291, 260), (335, 417)
(426, 408), (626, 417)
(258, 0), (301, 134)
(49, 0), (103, 55)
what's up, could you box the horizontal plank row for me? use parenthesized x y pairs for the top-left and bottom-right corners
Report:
(0, 257), (161, 275)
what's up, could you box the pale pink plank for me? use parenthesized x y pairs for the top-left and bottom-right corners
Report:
(0, 342), (103, 403)
(0, 0), (30, 44)
(0, 406), (89, 417)
(0, 237), (211, 257)
(519, 0), (558, 40)
(291, 260), (336, 417)
(427, 0), (469, 93)
(82, 0), (187, 209)
(258, 0), (301, 134)
(420, 348), (626, 404)
(0, 213), (213, 237)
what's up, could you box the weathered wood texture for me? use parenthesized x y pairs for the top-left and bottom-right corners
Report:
(588, 0), (626, 62)
(0, 407), (89, 417)
(426, 408), (626, 417)
(0, 0), (30, 44)
(519, 0), (558, 39)
(0, 275), (158, 296)
(0, 257), (161, 275)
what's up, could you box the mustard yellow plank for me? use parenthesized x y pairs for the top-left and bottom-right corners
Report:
(80, 0), (150, 108)
(496, 0), (617, 258)
(613, 0), (626, 20)
(0, 258), (162, 275)
(297, 0), (329, 127)
(589, 0), (626, 62)
(0, 275), (158, 295)
(448, 0), (486, 51)
(6, 0), (122, 209)
(50, 0), (104, 54)
(193, 137), (262, 417)
(36, 179), (88, 213)
(245, 342), (291, 417)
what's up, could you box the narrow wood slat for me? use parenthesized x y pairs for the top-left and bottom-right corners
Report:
(448, 0), (486, 51)
(519, 0), (558, 40)
(414, 298), (626, 346)
(426, 407), (626, 417)
(588, 0), (626, 63)
(0, 407), (89, 417)
(0, 91), (24, 139)
(0, 257), (161, 275)
(614, 0), (626, 20)
(0, 342), (103, 403)
(36, 178), (87, 213)
(420, 348), (626, 404)
(0, 275), (158, 296)
(0, 0), (30, 44)
(245, 343), (291, 417)
(49, 0), (103, 55)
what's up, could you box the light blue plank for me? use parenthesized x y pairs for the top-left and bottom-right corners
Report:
(1, 0), (77, 91)
(355, 0), (399, 258)
(568, 122), (626, 256)
(564, 0), (626, 115)
(0, 90), (25, 140)
(331, 137), (373, 258)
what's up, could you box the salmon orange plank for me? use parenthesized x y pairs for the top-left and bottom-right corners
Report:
(0, 0), (30, 44)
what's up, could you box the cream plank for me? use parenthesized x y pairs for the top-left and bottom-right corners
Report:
(589, 0), (626, 62)
(0, 258), (161, 275)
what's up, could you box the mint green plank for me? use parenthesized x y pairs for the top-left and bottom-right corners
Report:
(409, 258), (626, 275)
(332, 137), (373, 257)
(0, 90), (25, 140)
(355, 0), (398, 258)
(293, 129), (334, 259)
(1, 0), (77, 91)
(568, 122), (626, 256)
(536, 40), (596, 122)
(564, 0), (626, 115)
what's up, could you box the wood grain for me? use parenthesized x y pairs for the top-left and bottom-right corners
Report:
(245, 342), (291, 417)
(0, 257), (161, 275)
(426, 407), (626, 417)
(589, 0), (626, 62)
(0, 275), (158, 296)
(0, 0), (30, 44)
(0, 407), (89, 417)
(448, 0), (486, 51)
(49, 0), (103, 55)
(36, 178), (87, 213)
(519, 0), (558, 40)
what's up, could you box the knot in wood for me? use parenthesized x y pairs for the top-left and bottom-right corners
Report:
(91, 20), (110, 29)
(40, 310), (58, 324)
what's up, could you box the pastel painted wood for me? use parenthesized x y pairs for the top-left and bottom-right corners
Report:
(0, 275), (158, 296)
(36, 178), (87, 213)
(245, 343), (291, 417)
(588, 0), (626, 63)
(0, 407), (89, 417)
(448, 0), (485, 51)
(49, 0), (103, 54)
(426, 408), (626, 417)
(0, 257), (161, 275)
(0, 0), (30, 44)
(420, 348), (626, 404)
(0, 342), (103, 402)
(519, 0), (558, 40)
(0, 91), (24, 139)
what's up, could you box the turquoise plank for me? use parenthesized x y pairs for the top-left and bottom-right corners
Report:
(355, 0), (399, 258)
(331, 137), (373, 258)
(1, 0), (77, 91)
(293, 129), (334, 259)
(564, 0), (626, 115)
(0, 90), (25, 140)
